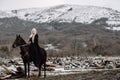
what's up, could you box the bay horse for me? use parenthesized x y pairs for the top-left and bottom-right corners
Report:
(12, 35), (47, 77)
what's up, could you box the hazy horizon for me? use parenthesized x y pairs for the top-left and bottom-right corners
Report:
(0, 0), (120, 11)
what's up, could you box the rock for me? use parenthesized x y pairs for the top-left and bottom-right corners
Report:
(46, 63), (56, 67)
(46, 67), (55, 71)
(1, 65), (15, 74)
(105, 62), (116, 69)
(1, 56), (120, 79)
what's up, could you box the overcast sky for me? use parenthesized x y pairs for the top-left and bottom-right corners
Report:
(0, 0), (120, 11)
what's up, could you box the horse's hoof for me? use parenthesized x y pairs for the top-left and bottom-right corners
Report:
(44, 75), (46, 78)
(22, 73), (26, 77)
(38, 75), (41, 78)
(27, 76), (30, 78)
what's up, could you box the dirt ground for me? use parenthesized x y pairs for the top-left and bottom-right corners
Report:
(8, 69), (120, 80)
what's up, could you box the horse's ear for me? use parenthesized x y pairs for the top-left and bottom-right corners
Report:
(18, 34), (20, 37)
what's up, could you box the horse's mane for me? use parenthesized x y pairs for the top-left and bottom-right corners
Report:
(19, 36), (27, 44)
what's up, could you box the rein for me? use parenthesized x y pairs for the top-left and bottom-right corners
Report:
(16, 43), (30, 48)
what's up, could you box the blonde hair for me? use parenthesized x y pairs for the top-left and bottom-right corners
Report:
(29, 28), (38, 43)
(31, 28), (37, 36)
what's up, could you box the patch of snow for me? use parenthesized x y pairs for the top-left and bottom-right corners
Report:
(45, 44), (60, 51)
(106, 20), (120, 26)
(0, 66), (5, 72)
(82, 42), (87, 48)
(105, 26), (120, 31)
(55, 67), (65, 71)
(0, 11), (15, 18)
(45, 44), (55, 50)
(8, 65), (17, 72)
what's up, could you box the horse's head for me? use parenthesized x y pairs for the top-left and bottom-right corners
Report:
(12, 35), (26, 48)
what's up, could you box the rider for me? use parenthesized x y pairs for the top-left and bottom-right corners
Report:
(28, 28), (40, 66)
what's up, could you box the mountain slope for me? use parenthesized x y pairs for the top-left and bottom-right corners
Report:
(0, 4), (120, 25)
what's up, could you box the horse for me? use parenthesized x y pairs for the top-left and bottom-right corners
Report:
(12, 35), (47, 77)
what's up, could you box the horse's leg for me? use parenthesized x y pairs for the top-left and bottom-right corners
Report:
(44, 63), (46, 78)
(28, 62), (30, 77)
(24, 62), (27, 77)
(38, 66), (42, 77)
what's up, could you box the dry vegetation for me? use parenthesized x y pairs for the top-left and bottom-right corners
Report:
(0, 17), (120, 57)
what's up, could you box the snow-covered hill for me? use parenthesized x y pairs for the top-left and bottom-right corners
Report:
(1, 5), (120, 25)
(0, 10), (14, 18)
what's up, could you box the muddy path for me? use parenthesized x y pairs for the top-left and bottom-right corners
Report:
(8, 69), (120, 80)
